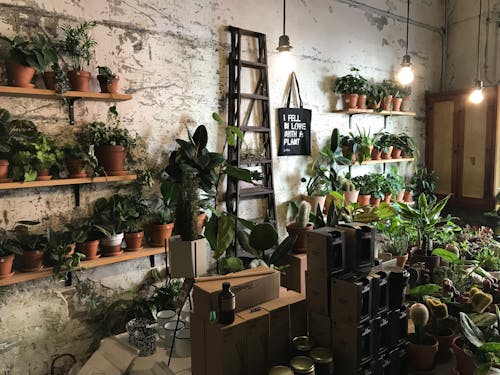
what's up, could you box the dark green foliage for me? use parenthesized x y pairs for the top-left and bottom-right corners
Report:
(60, 21), (97, 70)
(97, 66), (117, 83)
(0, 34), (57, 71)
(176, 173), (200, 241)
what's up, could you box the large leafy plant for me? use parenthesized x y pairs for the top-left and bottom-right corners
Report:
(60, 21), (97, 71)
(1, 34), (57, 71)
(334, 67), (368, 94)
(92, 195), (129, 237)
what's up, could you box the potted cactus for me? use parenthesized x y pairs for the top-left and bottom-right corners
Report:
(408, 303), (438, 371)
(425, 297), (454, 360)
(341, 176), (359, 205)
(286, 201), (313, 254)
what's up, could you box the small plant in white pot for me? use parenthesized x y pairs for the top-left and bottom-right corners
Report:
(92, 195), (127, 257)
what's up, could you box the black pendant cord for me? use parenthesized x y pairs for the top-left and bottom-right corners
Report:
(283, 0), (286, 35)
(476, 0), (483, 81)
(405, 0), (410, 56)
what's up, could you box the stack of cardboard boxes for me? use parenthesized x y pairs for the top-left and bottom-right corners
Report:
(191, 266), (307, 375)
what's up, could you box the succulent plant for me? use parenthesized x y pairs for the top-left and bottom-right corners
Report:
(294, 201), (311, 228)
(410, 303), (429, 345)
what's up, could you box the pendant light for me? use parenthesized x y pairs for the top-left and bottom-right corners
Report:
(397, 0), (414, 85)
(469, 0), (484, 104)
(277, 0), (294, 72)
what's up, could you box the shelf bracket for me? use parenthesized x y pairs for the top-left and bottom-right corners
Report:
(65, 271), (73, 287)
(73, 184), (80, 207)
(67, 98), (81, 125)
(149, 255), (155, 268)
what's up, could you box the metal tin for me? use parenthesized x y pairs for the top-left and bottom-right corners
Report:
(290, 356), (315, 374)
(310, 347), (333, 375)
(292, 335), (315, 356)
(269, 366), (294, 375)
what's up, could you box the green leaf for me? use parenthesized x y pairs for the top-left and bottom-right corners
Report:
(270, 234), (297, 265)
(207, 214), (235, 260)
(460, 312), (486, 348)
(408, 284), (440, 297)
(475, 363), (493, 375)
(224, 165), (255, 183)
(193, 125), (208, 149)
(227, 126), (243, 147)
(212, 112), (226, 126)
(480, 342), (500, 353)
(236, 228), (261, 258)
(432, 248), (460, 264)
(249, 223), (278, 251)
(470, 313), (497, 328)
(220, 256), (243, 274)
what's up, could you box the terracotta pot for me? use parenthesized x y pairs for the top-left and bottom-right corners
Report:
(357, 194), (371, 206)
(198, 212), (207, 234)
(404, 190), (413, 202)
(0, 66), (3, 80)
(357, 94), (367, 109)
(36, 168), (52, 181)
(68, 70), (91, 92)
(396, 190), (405, 202)
(436, 327), (454, 360)
(22, 249), (44, 271)
(378, 252), (393, 262)
(0, 254), (15, 278)
(6, 59), (35, 88)
(401, 96), (411, 112)
(66, 158), (87, 178)
(410, 252), (441, 272)
(97, 75), (119, 94)
(369, 197), (381, 207)
(95, 145), (127, 176)
(452, 336), (476, 375)
(392, 97), (403, 112)
(341, 144), (356, 163)
(43, 71), (56, 90)
(342, 93), (359, 109)
(302, 195), (326, 213)
(383, 193), (392, 203)
(358, 145), (373, 161)
(396, 253), (408, 267)
(408, 333), (438, 371)
(0, 160), (9, 179)
(76, 240), (100, 260)
(382, 95), (393, 111)
(286, 223), (314, 254)
(391, 147), (403, 159)
(125, 231), (144, 251)
(371, 148), (382, 160)
(369, 100), (381, 110)
(381, 146), (393, 159)
(149, 222), (174, 248)
(343, 190), (359, 205)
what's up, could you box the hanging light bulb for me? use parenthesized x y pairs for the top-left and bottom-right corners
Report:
(397, 0), (414, 85)
(277, 0), (294, 72)
(469, 80), (484, 104)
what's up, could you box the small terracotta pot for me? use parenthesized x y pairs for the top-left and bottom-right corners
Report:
(357, 194), (371, 206)
(391, 148), (403, 159)
(68, 70), (91, 92)
(370, 197), (381, 207)
(396, 253), (408, 267)
(392, 97), (403, 112)
(0, 254), (15, 278)
(404, 190), (413, 202)
(36, 168), (52, 181)
(382, 95), (393, 111)
(97, 75), (119, 94)
(286, 223), (314, 254)
(342, 93), (359, 109)
(149, 222), (174, 248)
(408, 334), (438, 371)
(198, 212), (207, 234)
(101, 244), (122, 256)
(302, 195), (326, 213)
(343, 190), (359, 205)
(342, 145), (356, 163)
(66, 158), (87, 178)
(383, 193), (392, 203)
(125, 231), (144, 251)
(76, 240), (100, 260)
(436, 327), (454, 360)
(6, 59), (35, 88)
(396, 190), (405, 202)
(452, 336), (476, 375)
(357, 94), (367, 109)
(95, 145), (127, 176)
(401, 96), (411, 112)
(371, 148), (382, 160)
(369, 100), (381, 110)
(0, 159), (9, 179)
(22, 250), (44, 271)
(381, 146), (393, 159)
(43, 71), (56, 90)
(358, 145), (373, 161)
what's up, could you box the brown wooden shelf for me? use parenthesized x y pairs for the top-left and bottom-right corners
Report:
(0, 246), (166, 287)
(332, 109), (416, 116)
(0, 174), (137, 190)
(350, 157), (415, 166)
(0, 86), (132, 101)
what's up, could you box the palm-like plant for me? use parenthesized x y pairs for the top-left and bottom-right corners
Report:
(60, 21), (97, 71)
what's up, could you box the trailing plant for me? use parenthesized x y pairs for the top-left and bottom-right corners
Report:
(60, 21), (97, 71)
(0, 34), (57, 71)
(97, 66), (117, 83)
(44, 228), (84, 280)
(334, 67), (368, 94)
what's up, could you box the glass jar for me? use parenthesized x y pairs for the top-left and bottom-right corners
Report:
(269, 366), (294, 375)
(310, 347), (333, 375)
(292, 336), (315, 356)
(290, 356), (315, 374)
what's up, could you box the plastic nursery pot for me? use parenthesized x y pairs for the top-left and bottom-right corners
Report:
(452, 336), (476, 375)
(0, 159), (9, 179)
(381, 146), (393, 160)
(6, 59), (35, 88)
(76, 239), (100, 260)
(66, 158), (87, 178)
(342, 93), (359, 109)
(286, 223), (314, 254)
(357, 194), (371, 207)
(0, 254), (15, 278)
(43, 71), (56, 90)
(382, 95), (393, 111)
(95, 145), (127, 176)
(149, 222), (174, 248)
(357, 94), (367, 109)
(408, 333), (438, 371)
(68, 70), (91, 92)
(22, 249), (44, 272)
(97, 75), (119, 94)
(125, 231), (144, 251)
(301, 195), (326, 213)
(392, 97), (403, 111)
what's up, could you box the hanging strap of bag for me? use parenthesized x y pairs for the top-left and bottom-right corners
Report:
(285, 71), (304, 108)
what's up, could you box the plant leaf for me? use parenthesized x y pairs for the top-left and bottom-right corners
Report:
(408, 284), (440, 297)
(460, 312), (486, 348)
(432, 248), (460, 264)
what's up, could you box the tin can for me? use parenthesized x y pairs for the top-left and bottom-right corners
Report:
(269, 366), (294, 375)
(292, 335), (315, 356)
(310, 347), (333, 375)
(290, 356), (315, 374)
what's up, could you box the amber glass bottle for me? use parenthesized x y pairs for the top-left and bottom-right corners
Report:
(218, 282), (235, 324)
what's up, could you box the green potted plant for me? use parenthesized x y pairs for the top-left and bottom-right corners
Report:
(63, 143), (97, 178)
(92, 195), (127, 256)
(367, 82), (385, 110)
(334, 67), (368, 110)
(121, 194), (148, 251)
(410, 167), (438, 202)
(352, 174), (372, 206)
(43, 228), (84, 280)
(367, 173), (384, 206)
(341, 175), (359, 205)
(408, 303), (439, 371)
(66, 217), (100, 260)
(400, 85), (412, 112)
(382, 167), (405, 202)
(1, 34), (57, 88)
(60, 21), (97, 92)
(0, 108), (13, 181)
(83, 106), (137, 176)
(28, 132), (64, 180)
(300, 162), (328, 213)
(97, 66), (119, 94)
(148, 180), (177, 248)
(11, 221), (46, 272)
(340, 134), (356, 162)
(373, 132), (394, 160)
(0, 228), (22, 278)
(380, 79), (399, 111)
(286, 201), (313, 254)
(389, 133), (403, 159)
(350, 126), (373, 164)
(391, 82), (408, 112)
(397, 132), (418, 158)
(378, 218), (410, 267)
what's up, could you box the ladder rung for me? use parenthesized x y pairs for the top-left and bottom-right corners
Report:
(238, 93), (269, 100)
(227, 26), (265, 38)
(239, 159), (272, 166)
(234, 59), (268, 69)
(240, 126), (270, 133)
(239, 187), (274, 198)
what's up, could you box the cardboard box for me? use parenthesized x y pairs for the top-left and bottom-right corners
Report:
(237, 307), (270, 374)
(331, 276), (372, 326)
(309, 311), (332, 348)
(169, 236), (208, 278)
(307, 227), (346, 277)
(205, 317), (246, 375)
(306, 268), (330, 316)
(278, 253), (307, 294)
(78, 337), (138, 375)
(281, 290), (307, 338)
(190, 312), (206, 375)
(259, 298), (291, 366)
(193, 266), (280, 320)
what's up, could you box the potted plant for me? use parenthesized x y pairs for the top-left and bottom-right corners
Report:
(66, 217), (100, 260)
(410, 167), (438, 202)
(399, 85), (412, 112)
(0, 228), (22, 278)
(379, 222), (410, 267)
(148, 180), (177, 248)
(61, 21), (97, 92)
(380, 79), (399, 111)
(286, 201), (313, 254)
(43, 228), (84, 280)
(425, 297), (454, 360)
(350, 126), (373, 164)
(408, 303), (439, 371)
(12, 222), (46, 272)
(92, 195), (127, 256)
(352, 174), (372, 206)
(389, 133), (403, 159)
(367, 173), (384, 206)
(367, 83), (385, 110)
(0, 108), (13, 181)
(83, 106), (137, 176)
(340, 134), (356, 162)
(341, 176), (359, 205)
(122, 195), (148, 251)
(300, 163), (328, 213)
(397, 132), (418, 158)
(373, 132), (394, 160)
(334, 67), (368, 110)
(1, 34), (57, 88)
(97, 66), (119, 94)
(63, 143), (97, 178)
(382, 167), (405, 203)
(27, 132), (64, 180)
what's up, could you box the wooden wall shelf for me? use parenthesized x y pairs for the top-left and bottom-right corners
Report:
(0, 174), (137, 190)
(332, 109), (416, 116)
(0, 86), (132, 101)
(351, 157), (415, 166)
(0, 246), (166, 287)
